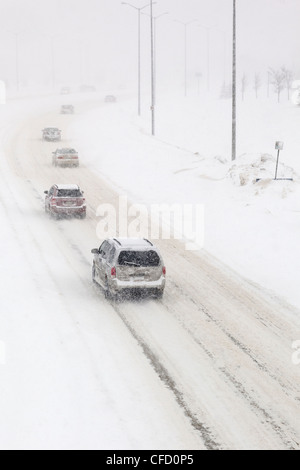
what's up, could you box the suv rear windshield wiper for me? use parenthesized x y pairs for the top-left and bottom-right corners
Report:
(118, 250), (160, 267)
(122, 261), (141, 267)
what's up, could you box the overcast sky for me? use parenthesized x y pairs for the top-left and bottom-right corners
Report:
(0, 0), (299, 92)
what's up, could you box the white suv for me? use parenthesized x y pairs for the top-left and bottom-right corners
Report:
(42, 127), (61, 141)
(91, 238), (166, 299)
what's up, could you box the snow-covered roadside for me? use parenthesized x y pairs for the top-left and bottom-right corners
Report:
(68, 92), (300, 309)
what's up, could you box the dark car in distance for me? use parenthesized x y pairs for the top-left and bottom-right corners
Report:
(105, 95), (117, 103)
(61, 105), (74, 114)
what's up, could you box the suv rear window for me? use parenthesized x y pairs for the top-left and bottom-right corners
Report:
(57, 189), (82, 198)
(118, 250), (160, 267)
(58, 149), (76, 153)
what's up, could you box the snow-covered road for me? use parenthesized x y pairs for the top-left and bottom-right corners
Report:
(0, 95), (299, 450)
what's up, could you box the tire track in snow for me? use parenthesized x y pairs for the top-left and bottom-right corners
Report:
(109, 301), (220, 450)
(167, 277), (297, 397)
(161, 286), (299, 450)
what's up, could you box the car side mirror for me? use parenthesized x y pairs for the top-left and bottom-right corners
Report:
(44, 191), (48, 194)
(91, 248), (99, 254)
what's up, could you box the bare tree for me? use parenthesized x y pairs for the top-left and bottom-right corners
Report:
(241, 73), (247, 101)
(281, 66), (293, 100)
(269, 68), (285, 103)
(253, 73), (261, 99)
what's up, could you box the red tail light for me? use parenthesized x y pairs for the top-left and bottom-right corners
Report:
(162, 266), (166, 276)
(76, 198), (85, 206)
(111, 267), (116, 278)
(50, 198), (57, 205)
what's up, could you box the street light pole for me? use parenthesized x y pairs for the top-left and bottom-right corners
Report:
(7, 31), (21, 93)
(122, 2), (154, 116)
(215, 28), (227, 86)
(174, 20), (197, 97)
(205, 28), (210, 92)
(143, 11), (169, 105)
(15, 33), (20, 93)
(232, 0), (236, 161)
(36, 31), (57, 92)
(50, 36), (55, 92)
(154, 13), (168, 104)
(74, 33), (89, 88)
(198, 25), (216, 93)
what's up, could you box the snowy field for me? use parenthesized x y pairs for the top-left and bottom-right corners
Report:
(0, 91), (299, 450)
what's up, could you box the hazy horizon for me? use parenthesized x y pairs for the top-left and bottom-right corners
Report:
(0, 0), (299, 93)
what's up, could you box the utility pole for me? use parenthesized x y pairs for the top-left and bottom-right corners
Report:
(198, 24), (216, 93)
(51, 36), (55, 92)
(217, 28), (227, 86)
(232, 0), (236, 161)
(15, 33), (20, 93)
(142, 11), (169, 105)
(174, 20), (197, 97)
(205, 28), (210, 92)
(122, 2), (153, 116)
